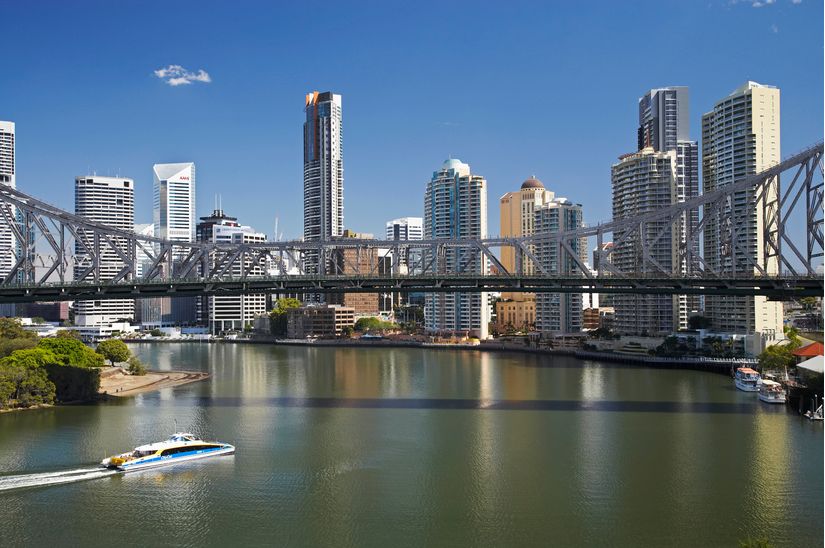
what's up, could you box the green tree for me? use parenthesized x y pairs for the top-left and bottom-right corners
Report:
(687, 315), (713, 330)
(758, 344), (794, 372)
(0, 337), (38, 358)
(0, 347), (59, 369)
(341, 326), (354, 338)
(269, 298), (302, 337)
(37, 337), (104, 368)
(0, 318), (37, 341)
(55, 329), (83, 340)
(96, 339), (131, 366)
(0, 363), (56, 408)
(783, 326), (802, 350)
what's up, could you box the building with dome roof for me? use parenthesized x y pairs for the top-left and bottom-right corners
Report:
(424, 159), (489, 339)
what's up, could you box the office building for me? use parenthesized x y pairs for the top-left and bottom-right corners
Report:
(496, 176), (556, 332)
(0, 121), (16, 315)
(534, 198), (584, 334)
(702, 82), (783, 343)
(196, 207), (268, 334)
(611, 148), (679, 335)
(638, 87), (700, 329)
(73, 175), (135, 325)
(287, 304), (355, 338)
(386, 216), (424, 311)
(424, 158), (489, 339)
(303, 91), (343, 277)
(150, 162), (197, 326)
(327, 230), (380, 315)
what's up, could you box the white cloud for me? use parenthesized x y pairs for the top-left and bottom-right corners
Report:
(751, 0), (776, 7)
(153, 65), (212, 86)
(791, 0), (802, 4)
(771, 23), (779, 33)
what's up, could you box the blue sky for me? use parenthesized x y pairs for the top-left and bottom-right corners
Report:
(1, 0), (822, 240)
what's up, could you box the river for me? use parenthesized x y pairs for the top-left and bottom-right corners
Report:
(0, 343), (822, 547)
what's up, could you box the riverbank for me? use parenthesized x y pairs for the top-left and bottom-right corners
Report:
(126, 337), (756, 375)
(98, 367), (209, 397)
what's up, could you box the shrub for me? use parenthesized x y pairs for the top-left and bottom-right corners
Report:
(127, 356), (147, 376)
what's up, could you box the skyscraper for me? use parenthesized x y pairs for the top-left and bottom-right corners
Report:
(303, 91), (343, 276)
(424, 159), (489, 339)
(702, 82), (783, 343)
(0, 121), (16, 293)
(386, 216), (423, 269)
(638, 87), (700, 329)
(73, 176), (135, 325)
(611, 149), (679, 335)
(496, 177), (556, 332)
(150, 162), (197, 326)
(534, 197), (584, 334)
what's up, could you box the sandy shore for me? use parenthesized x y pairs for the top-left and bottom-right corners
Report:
(99, 368), (209, 397)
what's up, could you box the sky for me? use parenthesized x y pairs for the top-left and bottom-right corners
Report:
(1, 0), (822, 241)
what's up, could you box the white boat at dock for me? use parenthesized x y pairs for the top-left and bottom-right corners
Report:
(734, 367), (761, 392)
(757, 379), (786, 404)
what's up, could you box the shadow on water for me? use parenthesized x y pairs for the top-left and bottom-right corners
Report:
(157, 396), (759, 414)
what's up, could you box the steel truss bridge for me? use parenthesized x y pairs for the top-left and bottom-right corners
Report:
(0, 143), (822, 304)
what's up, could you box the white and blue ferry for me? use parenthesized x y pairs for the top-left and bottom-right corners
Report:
(101, 433), (235, 472)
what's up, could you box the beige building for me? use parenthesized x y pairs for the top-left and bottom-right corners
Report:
(287, 305), (355, 338)
(702, 82), (783, 344)
(495, 294), (535, 333)
(327, 230), (380, 315)
(497, 177), (555, 332)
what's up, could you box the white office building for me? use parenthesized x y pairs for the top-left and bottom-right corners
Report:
(386, 216), (423, 271)
(534, 198), (584, 334)
(0, 121), (16, 298)
(73, 176), (135, 325)
(150, 162), (197, 326)
(702, 82), (783, 343)
(423, 159), (489, 339)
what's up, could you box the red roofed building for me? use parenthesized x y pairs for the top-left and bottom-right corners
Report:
(793, 342), (824, 363)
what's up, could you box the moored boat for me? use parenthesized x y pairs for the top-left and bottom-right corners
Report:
(101, 433), (235, 472)
(734, 367), (761, 392)
(757, 379), (786, 404)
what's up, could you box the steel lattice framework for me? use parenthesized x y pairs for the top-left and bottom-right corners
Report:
(0, 143), (821, 303)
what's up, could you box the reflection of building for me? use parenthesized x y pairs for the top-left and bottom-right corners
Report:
(196, 207), (267, 334)
(611, 148), (679, 335)
(424, 159), (489, 339)
(702, 82), (783, 344)
(303, 91), (343, 278)
(287, 304), (354, 338)
(73, 175), (135, 325)
(498, 177), (556, 332)
(534, 198), (584, 334)
(150, 162), (197, 326)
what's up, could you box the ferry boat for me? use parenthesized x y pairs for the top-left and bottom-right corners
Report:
(757, 379), (786, 404)
(734, 367), (762, 392)
(101, 433), (235, 472)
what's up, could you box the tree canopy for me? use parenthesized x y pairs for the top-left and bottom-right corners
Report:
(96, 339), (131, 366)
(354, 317), (396, 332)
(38, 337), (104, 368)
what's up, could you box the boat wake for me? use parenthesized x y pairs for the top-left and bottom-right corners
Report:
(0, 466), (119, 492)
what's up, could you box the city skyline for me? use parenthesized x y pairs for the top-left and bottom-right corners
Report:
(0, 1), (821, 242)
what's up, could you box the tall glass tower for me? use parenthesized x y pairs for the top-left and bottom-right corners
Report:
(303, 91), (343, 277)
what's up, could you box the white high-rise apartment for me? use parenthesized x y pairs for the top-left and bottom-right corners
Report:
(424, 159), (489, 339)
(702, 82), (783, 343)
(0, 121), (16, 288)
(303, 91), (343, 276)
(152, 162), (197, 325)
(638, 87), (700, 329)
(534, 197), (584, 334)
(611, 149), (679, 335)
(73, 176), (135, 325)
